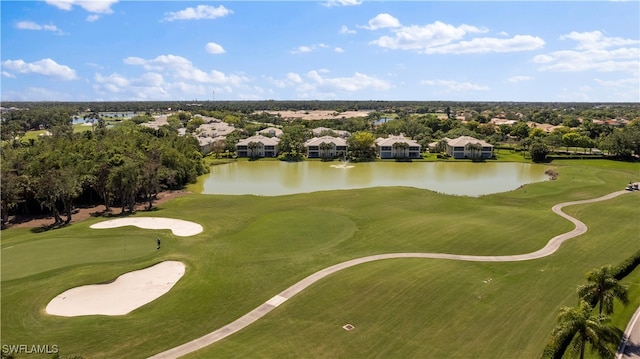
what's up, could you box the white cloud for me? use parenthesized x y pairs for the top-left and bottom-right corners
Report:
(306, 70), (392, 92)
(339, 25), (356, 34)
(94, 72), (169, 99)
(15, 21), (65, 34)
(291, 43), (329, 54)
(424, 35), (545, 54)
(268, 70), (391, 98)
(1, 87), (73, 101)
(508, 76), (534, 83)
(45, 0), (118, 14)
(123, 54), (247, 86)
(361, 13), (401, 30)
(86, 15), (100, 22)
(593, 77), (640, 102)
(205, 42), (225, 54)
(370, 21), (487, 50)
(324, 0), (362, 7)
(561, 31), (639, 50)
(94, 73), (130, 92)
(287, 72), (303, 83)
(2, 71), (16, 78)
(533, 48), (640, 73)
(594, 77), (639, 87)
(334, 47), (345, 53)
(292, 46), (313, 54)
(534, 31), (640, 75)
(2, 58), (78, 80)
(268, 72), (303, 89)
(421, 79), (489, 92)
(163, 5), (232, 21)
(368, 18), (543, 55)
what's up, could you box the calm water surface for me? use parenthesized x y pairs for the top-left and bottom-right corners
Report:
(199, 161), (550, 197)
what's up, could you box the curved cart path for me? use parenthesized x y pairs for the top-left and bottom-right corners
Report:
(149, 189), (636, 359)
(617, 305), (640, 359)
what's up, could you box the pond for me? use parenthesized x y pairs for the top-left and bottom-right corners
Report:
(197, 161), (551, 197)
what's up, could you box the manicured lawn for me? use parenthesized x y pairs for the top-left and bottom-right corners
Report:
(1, 160), (638, 358)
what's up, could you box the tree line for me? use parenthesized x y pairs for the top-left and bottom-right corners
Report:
(1, 120), (208, 227)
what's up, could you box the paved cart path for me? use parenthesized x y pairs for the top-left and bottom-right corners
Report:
(617, 305), (640, 359)
(149, 188), (636, 359)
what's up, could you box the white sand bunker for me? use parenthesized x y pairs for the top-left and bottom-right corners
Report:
(90, 217), (203, 237)
(46, 261), (185, 316)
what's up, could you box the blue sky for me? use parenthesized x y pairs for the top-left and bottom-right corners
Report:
(1, 1), (639, 102)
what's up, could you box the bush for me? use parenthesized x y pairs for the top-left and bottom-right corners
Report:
(613, 249), (640, 280)
(530, 142), (549, 163)
(277, 152), (304, 162)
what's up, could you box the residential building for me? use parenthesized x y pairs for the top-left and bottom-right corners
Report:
(375, 134), (421, 159)
(445, 136), (494, 159)
(304, 136), (348, 158)
(236, 135), (280, 158)
(310, 127), (351, 138)
(258, 127), (283, 138)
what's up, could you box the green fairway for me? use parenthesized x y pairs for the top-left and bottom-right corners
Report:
(1, 160), (639, 358)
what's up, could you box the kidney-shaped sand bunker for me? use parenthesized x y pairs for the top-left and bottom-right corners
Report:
(46, 261), (185, 316)
(90, 217), (203, 237)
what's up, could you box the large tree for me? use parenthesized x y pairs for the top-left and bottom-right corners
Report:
(347, 131), (376, 161)
(108, 158), (141, 214)
(577, 265), (629, 315)
(278, 125), (308, 161)
(530, 141), (550, 163)
(139, 148), (163, 210)
(549, 301), (622, 359)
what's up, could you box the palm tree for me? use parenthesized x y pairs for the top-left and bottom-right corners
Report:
(392, 142), (409, 158)
(435, 139), (448, 154)
(550, 300), (622, 359)
(319, 142), (332, 159)
(466, 142), (483, 159)
(247, 141), (260, 157)
(577, 265), (629, 315)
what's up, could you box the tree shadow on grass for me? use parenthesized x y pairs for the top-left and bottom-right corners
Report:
(30, 221), (71, 233)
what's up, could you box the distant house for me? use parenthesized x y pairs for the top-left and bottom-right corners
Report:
(310, 127), (351, 138)
(304, 136), (348, 158)
(375, 134), (421, 159)
(236, 135), (280, 158)
(258, 127), (283, 138)
(196, 121), (235, 138)
(198, 136), (226, 155)
(445, 136), (493, 159)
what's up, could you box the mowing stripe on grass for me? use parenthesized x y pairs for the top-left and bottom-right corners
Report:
(148, 188), (637, 359)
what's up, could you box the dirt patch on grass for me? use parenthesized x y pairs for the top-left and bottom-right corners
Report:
(257, 110), (370, 121)
(4, 191), (191, 229)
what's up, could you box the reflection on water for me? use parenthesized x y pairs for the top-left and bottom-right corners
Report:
(200, 161), (550, 197)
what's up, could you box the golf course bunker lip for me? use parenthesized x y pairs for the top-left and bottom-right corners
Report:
(90, 217), (203, 237)
(46, 261), (185, 317)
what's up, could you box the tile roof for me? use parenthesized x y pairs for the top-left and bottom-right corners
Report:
(375, 134), (420, 147)
(311, 127), (351, 137)
(304, 136), (347, 146)
(446, 136), (492, 147)
(236, 134), (280, 146)
(258, 127), (284, 137)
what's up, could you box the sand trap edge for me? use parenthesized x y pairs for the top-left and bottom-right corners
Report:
(45, 261), (185, 317)
(90, 217), (203, 237)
